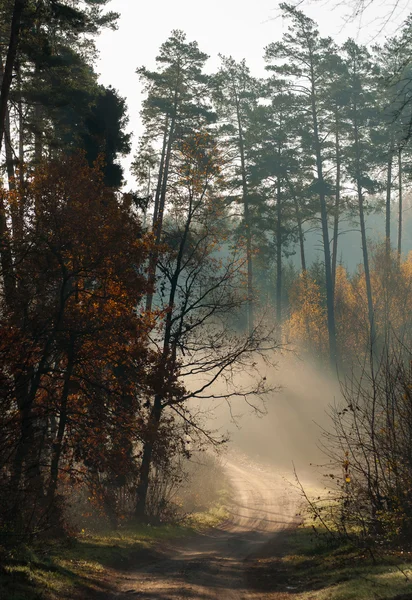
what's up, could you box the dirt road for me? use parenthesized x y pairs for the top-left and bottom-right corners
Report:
(115, 457), (301, 599)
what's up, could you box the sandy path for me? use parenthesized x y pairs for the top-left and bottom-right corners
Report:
(114, 457), (301, 599)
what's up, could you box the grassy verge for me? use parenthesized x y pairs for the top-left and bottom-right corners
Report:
(246, 525), (412, 600)
(0, 506), (229, 600)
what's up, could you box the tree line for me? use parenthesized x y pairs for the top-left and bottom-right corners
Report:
(0, 0), (274, 535)
(133, 6), (412, 368)
(2, 0), (412, 537)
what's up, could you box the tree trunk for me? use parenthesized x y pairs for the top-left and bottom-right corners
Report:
(397, 147), (403, 262)
(233, 87), (253, 334)
(0, 0), (27, 154)
(34, 103), (42, 163)
(46, 339), (75, 505)
(33, 59), (43, 164)
(0, 1), (26, 312)
(4, 108), (24, 242)
(0, 194), (16, 308)
(5, 108), (15, 186)
(134, 394), (162, 518)
(276, 177), (282, 325)
(136, 192), (193, 518)
(332, 110), (341, 293)
(309, 69), (337, 367)
(146, 71), (180, 313)
(358, 186), (376, 348)
(17, 64), (24, 188)
(385, 142), (393, 260)
(286, 177), (306, 273)
(151, 116), (169, 227)
(353, 109), (376, 349)
(296, 205), (306, 274)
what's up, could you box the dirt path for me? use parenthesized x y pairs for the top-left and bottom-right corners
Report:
(114, 457), (301, 600)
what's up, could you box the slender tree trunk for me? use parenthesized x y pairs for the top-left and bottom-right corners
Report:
(4, 108), (24, 243)
(0, 58), (23, 242)
(233, 87), (253, 334)
(276, 177), (282, 325)
(353, 111), (376, 348)
(0, 0), (26, 154)
(297, 209), (306, 273)
(134, 394), (162, 518)
(151, 117), (169, 227)
(309, 71), (337, 367)
(397, 147), (403, 263)
(385, 142), (393, 260)
(5, 108), (15, 186)
(33, 61), (43, 163)
(146, 74), (180, 313)
(358, 185), (376, 347)
(0, 1), (26, 312)
(332, 110), (341, 293)
(17, 64), (24, 188)
(286, 177), (310, 342)
(136, 195), (194, 517)
(34, 103), (42, 163)
(0, 89), (18, 310)
(0, 193), (16, 308)
(10, 356), (49, 503)
(286, 177), (306, 273)
(46, 339), (75, 505)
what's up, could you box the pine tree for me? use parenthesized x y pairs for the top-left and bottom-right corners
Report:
(212, 55), (261, 333)
(135, 30), (214, 311)
(341, 39), (379, 347)
(265, 3), (338, 366)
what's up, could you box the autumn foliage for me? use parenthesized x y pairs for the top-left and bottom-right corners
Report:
(0, 155), (158, 535)
(286, 247), (412, 367)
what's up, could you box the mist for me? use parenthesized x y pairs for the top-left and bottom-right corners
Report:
(197, 352), (341, 481)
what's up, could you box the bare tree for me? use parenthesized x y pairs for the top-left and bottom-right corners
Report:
(134, 132), (278, 517)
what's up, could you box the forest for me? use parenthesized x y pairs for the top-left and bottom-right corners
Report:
(1, 1), (412, 599)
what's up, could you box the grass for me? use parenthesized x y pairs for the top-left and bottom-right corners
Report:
(0, 506), (229, 600)
(4, 510), (412, 600)
(247, 525), (412, 600)
(187, 502), (230, 530)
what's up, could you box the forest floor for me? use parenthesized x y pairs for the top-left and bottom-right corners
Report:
(2, 454), (412, 599)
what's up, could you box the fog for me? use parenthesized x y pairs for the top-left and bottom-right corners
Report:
(190, 351), (342, 483)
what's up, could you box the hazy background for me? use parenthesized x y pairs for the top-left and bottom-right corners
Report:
(96, 0), (412, 187)
(95, 1), (412, 478)
(95, 1), (412, 273)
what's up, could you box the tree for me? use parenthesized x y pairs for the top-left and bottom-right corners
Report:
(342, 40), (378, 348)
(373, 28), (412, 260)
(1, 0), (119, 167)
(265, 3), (338, 366)
(134, 131), (276, 517)
(0, 0), (27, 154)
(0, 154), (155, 532)
(212, 56), (261, 333)
(135, 30), (215, 311)
(80, 85), (131, 187)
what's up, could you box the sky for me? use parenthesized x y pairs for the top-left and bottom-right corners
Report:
(96, 0), (412, 187)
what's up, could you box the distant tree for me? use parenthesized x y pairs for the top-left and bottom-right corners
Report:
(135, 30), (215, 311)
(341, 40), (378, 347)
(134, 131), (276, 517)
(252, 80), (312, 325)
(265, 3), (339, 366)
(212, 55), (261, 332)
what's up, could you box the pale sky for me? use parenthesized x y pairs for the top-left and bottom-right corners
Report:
(96, 0), (411, 187)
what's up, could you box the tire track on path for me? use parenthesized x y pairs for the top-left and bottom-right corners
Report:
(114, 456), (301, 600)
